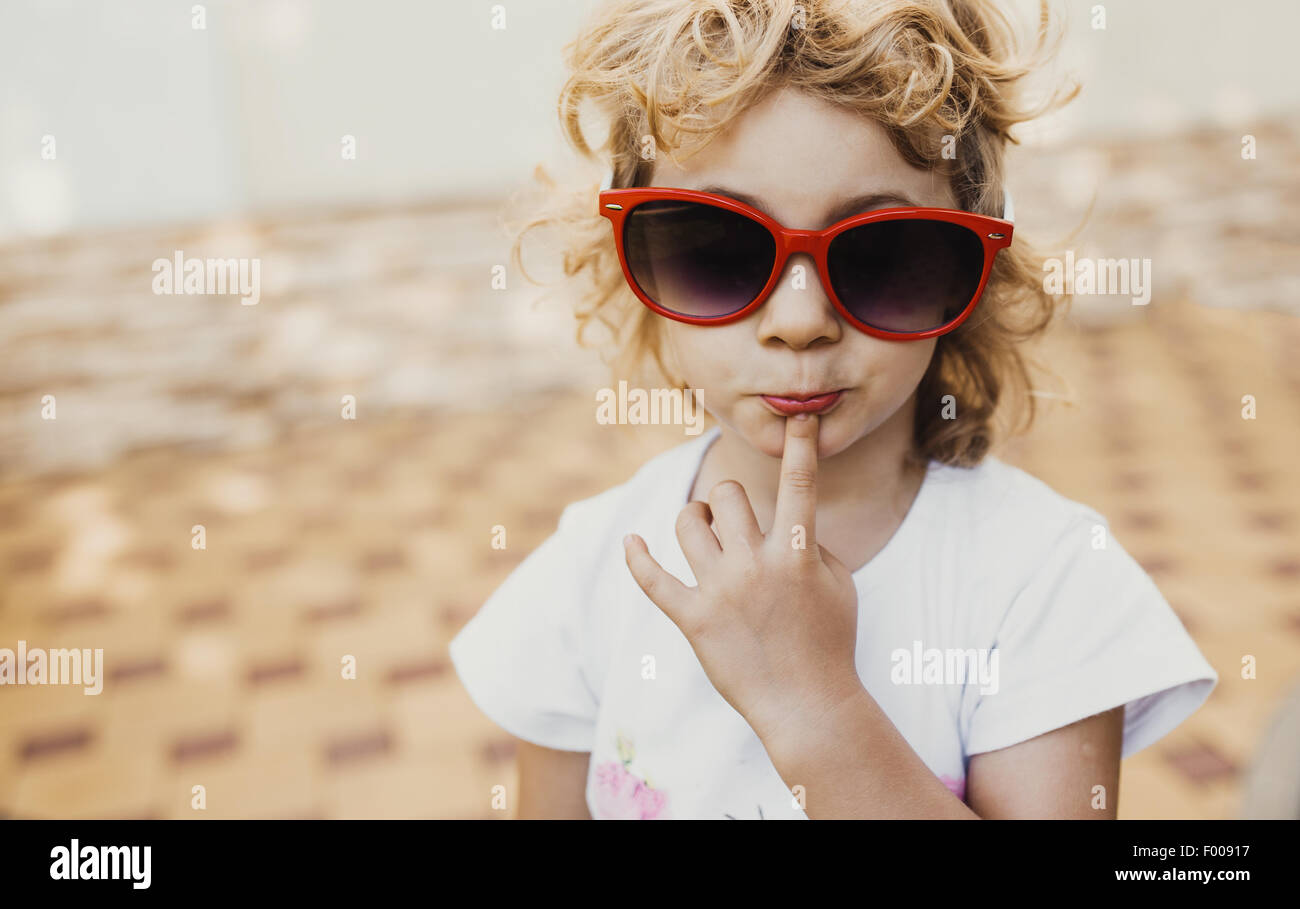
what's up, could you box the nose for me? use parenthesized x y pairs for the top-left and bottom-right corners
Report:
(754, 249), (843, 349)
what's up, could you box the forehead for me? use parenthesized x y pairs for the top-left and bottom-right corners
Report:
(648, 87), (954, 221)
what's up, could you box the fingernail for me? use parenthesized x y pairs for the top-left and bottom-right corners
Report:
(623, 534), (635, 547)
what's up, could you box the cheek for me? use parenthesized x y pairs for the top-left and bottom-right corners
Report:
(844, 333), (936, 381)
(896, 340), (938, 381)
(879, 343), (938, 411)
(875, 335), (936, 375)
(664, 323), (743, 385)
(850, 337), (937, 410)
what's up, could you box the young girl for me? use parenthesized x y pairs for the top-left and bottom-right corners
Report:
(450, 0), (1217, 819)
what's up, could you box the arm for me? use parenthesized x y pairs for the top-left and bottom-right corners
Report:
(966, 705), (1123, 819)
(762, 689), (1123, 819)
(513, 738), (592, 819)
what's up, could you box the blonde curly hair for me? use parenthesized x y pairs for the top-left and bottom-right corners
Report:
(509, 0), (1079, 468)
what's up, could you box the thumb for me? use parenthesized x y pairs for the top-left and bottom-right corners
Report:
(623, 534), (692, 623)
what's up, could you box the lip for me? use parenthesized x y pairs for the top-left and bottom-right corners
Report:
(760, 390), (845, 416)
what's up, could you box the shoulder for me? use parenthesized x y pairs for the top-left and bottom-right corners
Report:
(560, 428), (720, 530)
(926, 455), (1109, 557)
(915, 454), (1123, 609)
(928, 455), (1171, 639)
(945, 460), (1218, 761)
(556, 428), (718, 545)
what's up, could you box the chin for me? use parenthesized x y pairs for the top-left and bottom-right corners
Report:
(747, 407), (857, 460)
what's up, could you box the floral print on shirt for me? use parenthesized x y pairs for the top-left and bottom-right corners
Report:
(592, 731), (964, 817)
(592, 731), (670, 819)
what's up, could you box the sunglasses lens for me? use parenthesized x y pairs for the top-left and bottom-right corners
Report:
(623, 200), (776, 319)
(827, 220), (986, 333)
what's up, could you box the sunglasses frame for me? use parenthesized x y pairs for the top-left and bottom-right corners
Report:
(598, 185), (1014, 340)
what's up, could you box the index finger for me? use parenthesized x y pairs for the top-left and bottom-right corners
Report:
(771, 413), (819, 550)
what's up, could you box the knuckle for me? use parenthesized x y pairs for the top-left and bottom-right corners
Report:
(708, 479), (745, 503)
(773, 533), (813, 561)
(631, 560), (665, 599)
(781, 467), (816, 490)
(793, 545), (821, 567)
(675, 503), (706, 532)
(640, 573), (662, 599)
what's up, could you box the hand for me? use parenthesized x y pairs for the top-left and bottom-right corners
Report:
(622, 414), (863, 744)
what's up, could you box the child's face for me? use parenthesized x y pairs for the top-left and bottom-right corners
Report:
(651, 86), (957, 461)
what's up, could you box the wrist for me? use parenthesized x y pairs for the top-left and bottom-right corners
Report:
(754, 670), (867, 763)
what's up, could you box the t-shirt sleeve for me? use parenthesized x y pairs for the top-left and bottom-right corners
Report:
(448, 503), (601, 752)
(963, 511), (1217, 759)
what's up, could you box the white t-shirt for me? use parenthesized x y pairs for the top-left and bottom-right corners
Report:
(449, 425), (1217, 819)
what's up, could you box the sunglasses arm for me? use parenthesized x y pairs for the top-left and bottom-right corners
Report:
(599, 169), (1015, 222)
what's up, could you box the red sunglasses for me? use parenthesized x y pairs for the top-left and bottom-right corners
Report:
(599, 177), (1015, 341)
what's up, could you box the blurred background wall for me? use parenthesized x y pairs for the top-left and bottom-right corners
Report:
(4, 0), (1299, 237)
(0, 0), (1298, 820)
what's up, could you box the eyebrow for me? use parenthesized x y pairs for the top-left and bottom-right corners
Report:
(696, 184), (923, 227)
